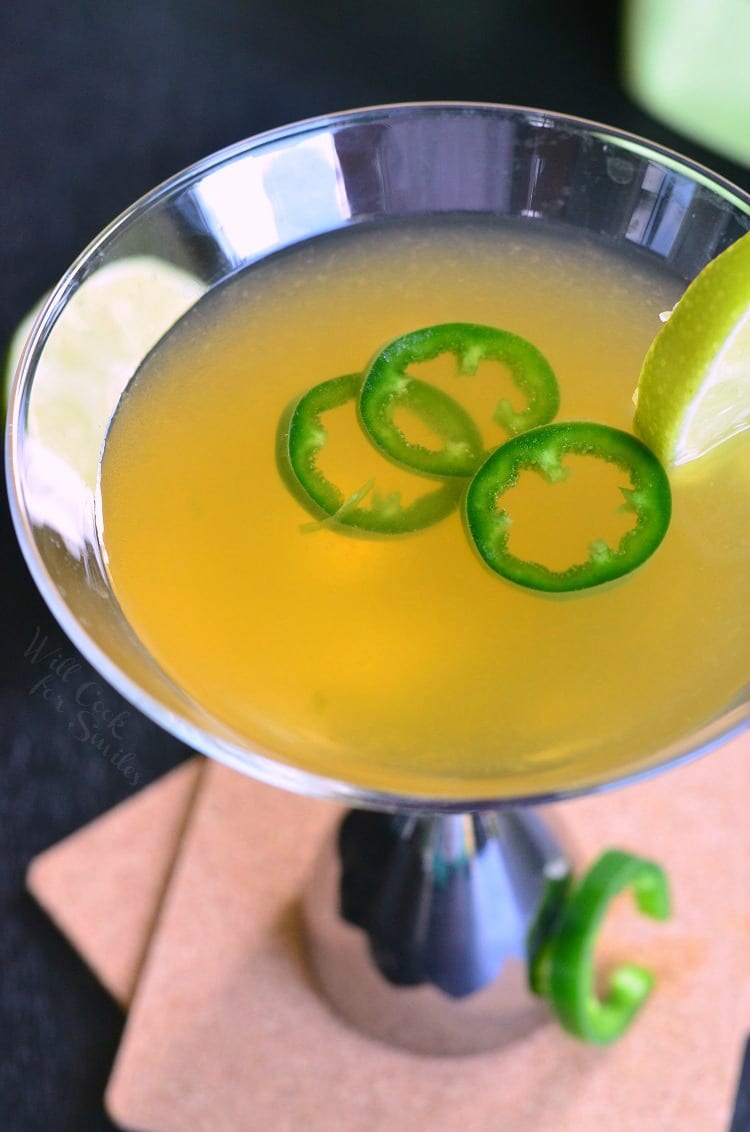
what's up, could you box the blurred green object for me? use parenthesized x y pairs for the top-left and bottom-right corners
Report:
(622, 0), (750, 168)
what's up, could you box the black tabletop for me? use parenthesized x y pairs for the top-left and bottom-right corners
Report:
(1, 4), (748, 1130)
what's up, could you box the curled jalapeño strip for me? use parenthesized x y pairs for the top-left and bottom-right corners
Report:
(284, 372), (463, 535)
(465, 422), (672, 592)
(530, 849), (671, 1045)
(359, 322), (560, 477)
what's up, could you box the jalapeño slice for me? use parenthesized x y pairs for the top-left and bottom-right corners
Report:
(465, 422), (672, 592)
(539, 849), (671, 1045)
(284, 372), (463, 535)
(359, 322), (560, 477)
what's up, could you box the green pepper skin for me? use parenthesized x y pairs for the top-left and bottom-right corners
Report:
(526, 864), (573, 997)
(465, 422), (672, 592)
(544, 849), (671, 1045)
(285, 372), (463, 535)
(359, 322), (559, 477)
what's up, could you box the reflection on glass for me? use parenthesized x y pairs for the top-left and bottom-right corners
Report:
(193, 133), (351, 267)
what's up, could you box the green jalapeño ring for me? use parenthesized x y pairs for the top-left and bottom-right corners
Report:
(465, 421), (673, 592)
(359, 322), (560, 477)
(285, 372), (464, 534)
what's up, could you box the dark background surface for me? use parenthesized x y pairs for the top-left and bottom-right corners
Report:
(1, 3), (748, 1130)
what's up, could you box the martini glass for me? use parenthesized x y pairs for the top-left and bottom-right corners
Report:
(6, 104), (750, 1055)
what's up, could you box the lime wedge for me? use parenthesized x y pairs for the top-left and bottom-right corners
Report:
(633, 231), (750, 466)
(4, 256), (205, 486)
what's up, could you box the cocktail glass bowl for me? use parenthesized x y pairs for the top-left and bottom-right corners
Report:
(6, 104), (750, 1054)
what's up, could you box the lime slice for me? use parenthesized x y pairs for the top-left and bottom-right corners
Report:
(4, 296), (46, 417)
(634, 231), (750, 466)
(4, 256), (205, 486)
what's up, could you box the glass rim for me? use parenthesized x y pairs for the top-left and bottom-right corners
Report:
(6, 100), (750, 813)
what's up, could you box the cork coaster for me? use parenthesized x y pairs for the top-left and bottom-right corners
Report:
(98, 735), (748, 1132)
(28, 758), (203, 1006)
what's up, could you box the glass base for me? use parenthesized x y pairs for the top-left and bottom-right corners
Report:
(302, 807), (572, 1055)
